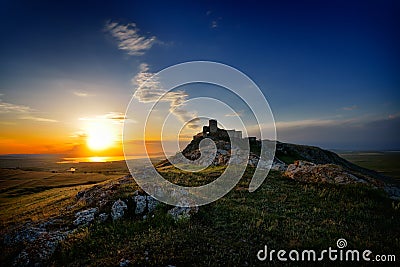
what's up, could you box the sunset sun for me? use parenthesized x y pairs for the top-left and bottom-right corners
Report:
(86, 122), (116, 151)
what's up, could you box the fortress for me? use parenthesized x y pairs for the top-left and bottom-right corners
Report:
(192, 119), (256, 142)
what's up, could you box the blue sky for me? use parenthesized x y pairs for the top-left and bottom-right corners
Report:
(0, 0), (399, 153)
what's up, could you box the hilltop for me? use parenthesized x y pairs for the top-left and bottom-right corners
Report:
(1, 124), (399, 265)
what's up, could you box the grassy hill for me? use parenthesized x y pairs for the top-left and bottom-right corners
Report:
(1, 149), (399, 266)
(1, 166), (399, 265)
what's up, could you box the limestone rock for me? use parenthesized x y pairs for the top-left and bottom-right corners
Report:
(384, 185), (400, 200)
(119, 258), (130, 267)
(168, 206), (198, 221)
(284, 160), (365, 184)
(146, 196), (159, 213)
(134, 194), (159, 214)
(73, 207), (98, 226)
(134, 195), (147, 214)
(111, 199), (128, 220)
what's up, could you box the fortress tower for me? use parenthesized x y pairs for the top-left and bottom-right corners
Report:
(209, 119), (217, 134)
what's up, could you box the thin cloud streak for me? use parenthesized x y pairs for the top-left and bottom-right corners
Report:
(275, 117), (400, 150)
(73, 91), (91, 97)
(20, 116), (58, 123)
(0, 99), (32, 113)
(342, 105), (358, 111)
(104, 20), (156, 56)
(132, 63), (200, 129)
(0, 97), (57, 122)
(79, 112), (130, 124)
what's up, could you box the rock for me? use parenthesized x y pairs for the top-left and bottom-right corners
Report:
(168, 206), (198, 221)
(134, 195), (159, 214)
(146, 196), (159, 213)
(73, 208), (98, 226)
(12, 230), (69, 266)
(119, 258), (130, 267)
(271, 162), (286, 171)
(111, 199), (128, 220)
(134, 195), (147, 214)
(384, 185), (400, 200)
(284, 160), (365, 184)
(4, 224), (46, 245)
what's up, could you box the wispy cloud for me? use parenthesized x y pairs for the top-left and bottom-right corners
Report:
(0, 99), (32, 113)
(104, 20), (156, 56)
(20, 116), (58, 123)
(206, 11), (221, 29)
(0, 97), (57, 123)
(275, 119), (345, 129)
(132, 63), (200, 129)
(342, 105), (358, 111)
(73, 91), (91, 97)
(388, 112), (400, 119)
(225, 111), (243, 117)
(79, 112), (130, 124)
(275, 117), (400, 150)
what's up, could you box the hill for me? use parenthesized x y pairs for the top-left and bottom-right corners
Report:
(1, 135), (400, 265)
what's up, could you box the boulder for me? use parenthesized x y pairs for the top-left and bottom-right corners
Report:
(168, 206), (199, 221)
(73, 207), (98, 226)
(134, 194), (159, 214)
(284, 160), (365, 184)
(134, 195), (147, 214)
(111, 199), (128, 220)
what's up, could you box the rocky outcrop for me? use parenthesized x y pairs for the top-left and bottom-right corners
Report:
(284, 160), (366, 184)
(2, 174), (197, 266)
(111, 199), (128, 220)
(284, 160), (400, 200)
(3, 221), (71, 266)
(73, 207), (98, 226)
(168, 206), (199, 221)
(158, 139), (286, 171)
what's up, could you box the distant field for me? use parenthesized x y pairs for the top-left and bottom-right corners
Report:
(339, 151), (400, 180)
(0, 169), (123, 198)
(0, 156), (134, 210)
(1, 154), (400, 265)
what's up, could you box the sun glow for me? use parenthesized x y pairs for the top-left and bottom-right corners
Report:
(86, 122), (116, 151)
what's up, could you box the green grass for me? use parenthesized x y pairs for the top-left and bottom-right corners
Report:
(1, 157), (399, 266)
(51, 168), (400, 266)
(339, 152), (400, 180)
(0, 169), (124, 199)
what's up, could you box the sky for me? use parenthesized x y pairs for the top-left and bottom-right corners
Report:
(0, 0), (399, 156)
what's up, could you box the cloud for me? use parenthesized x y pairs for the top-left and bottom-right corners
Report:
(0, 99), (32, 113)
(79, 112), (131, 124)
(20, 116), (58, 123)
(275, 119), (346, 129)
(104, 20), (156, 56)
(73, 91), (91, 97)
(132, 64), (200, 130)
(388, 112), (400, 119)
(275, 117), (400, 150)
(225, 111), (243, 117)
(211, 20), (218, 28)
(0, 97), (57, 122)
(342, 105), (358, 111)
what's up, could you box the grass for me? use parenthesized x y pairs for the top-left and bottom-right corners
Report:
(339, 152), (400, 180)
(51, 168), (400, 266)
(1, 156), (399, 265)
(0, 169), (123, 198)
